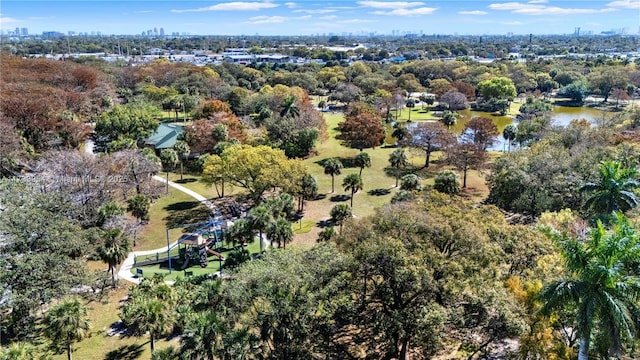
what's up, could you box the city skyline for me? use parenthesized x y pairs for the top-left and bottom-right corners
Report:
(1, 0), (639, 36)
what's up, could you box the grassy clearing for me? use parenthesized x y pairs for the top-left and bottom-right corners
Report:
(50, 286), (179, 360)
(293, 111), (493, 248)
(135, 188), (211, 251)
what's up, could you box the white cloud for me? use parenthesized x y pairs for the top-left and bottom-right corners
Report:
(606, 0), (640, 9)
(293, 9), (336, 14)
(372, 6), (436, 15)
(247, 14), (311, 24)
(488, 2), (618, 15)
(0, 16), (21, 26)
(319, 15), (338, 20)
(500, 21), (524, 25)
(358, 1), (424, 9)
(528, 0), (547, 3)
(27, 16), (54, 20)
(458, 10), (488, 15)
(338, 18), (376, 23)
(248, 15), (287, 23)
(172, 2), (278, 13)
(285, 2), (297, 8)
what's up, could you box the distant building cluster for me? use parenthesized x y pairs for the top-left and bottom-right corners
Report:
(141, 27), (165, 37)
(9, 27), (28, 36)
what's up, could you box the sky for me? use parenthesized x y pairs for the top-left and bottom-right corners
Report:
(1, 0), (639, 36)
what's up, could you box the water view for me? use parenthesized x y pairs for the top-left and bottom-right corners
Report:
(388, 105), (608, 151)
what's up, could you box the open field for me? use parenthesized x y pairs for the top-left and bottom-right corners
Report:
(50, 285), (179, 360)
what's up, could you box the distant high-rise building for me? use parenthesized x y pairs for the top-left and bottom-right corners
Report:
(574, 27), (580, 36)
(14, 27), (20, 36)
(154, 27), (158, 36)
(159, 27), (165, 36)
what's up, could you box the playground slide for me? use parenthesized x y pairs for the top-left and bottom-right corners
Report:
(207, 248), (225, 261)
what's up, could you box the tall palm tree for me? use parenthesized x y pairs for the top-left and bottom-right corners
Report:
(389, 149), (409, 187)
(247, 205), (272, 253)
(121, 297), (173, 354)
(354, 152), (371, 176)
(173, 140), (191, 181)
(323, 158), (343, 193)
(267, 217), (293, 249)
(330, 203), (352, 234)
(343, 173), (363, 207)
(580, 160), (639, 217)
(43, 297), (90, 360)
(128, 194), (150, 224)
(539, 214), (640, 360)
(98, 229), (131, 287)
(226, 219), (254, 249)
(502, 124), (517, 152)
(160, 148), (179, 193)
(299, 173), (318, 212)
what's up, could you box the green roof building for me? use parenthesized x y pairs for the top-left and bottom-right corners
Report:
(145, 123), (184, 150)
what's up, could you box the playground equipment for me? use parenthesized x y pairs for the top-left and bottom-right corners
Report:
(165, 213), (230, 274)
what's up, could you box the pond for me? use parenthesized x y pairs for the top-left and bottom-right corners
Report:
(387, 105), (608, 151)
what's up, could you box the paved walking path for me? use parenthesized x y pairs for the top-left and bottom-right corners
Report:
(117, 176), (217, 284)
(117, 176), (267, 284)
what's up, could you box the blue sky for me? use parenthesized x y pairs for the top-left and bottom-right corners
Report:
(1, 1), (639, 36)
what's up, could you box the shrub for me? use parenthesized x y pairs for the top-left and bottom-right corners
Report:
(434, 170), (460, 195)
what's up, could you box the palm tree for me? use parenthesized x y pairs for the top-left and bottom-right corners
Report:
(343, 173), (363, 207)
(330, 203), (352, 234)
(127, 194), (150, 224)
(2, 342), (38, 360)
(280, 95), (299, 118)
(160, 148), (179, 193)
(226, 219), (254, 249)
(389, 148), (409, 187)
(151, 346), (179, 360)
(43, 297), (90, 360)
(441, 110), (457, 129)
(539, 214), (640, 360)
(502, 124), (517, 152)
(299, 173), (318, 212)
(98, 229), (131, 287)
(580, 160), (639, 217)
(400, 174), (421, 192)
(405, 99), (415, 121)
(354, 152), (371, 176)
(121, 297), (173, 354)
(180, 311), (224, 360)
(323, 158), (343, 193)
(267, 217), (293, 249)
(173, 140), (191, 181)
(247, 205), (272, 253)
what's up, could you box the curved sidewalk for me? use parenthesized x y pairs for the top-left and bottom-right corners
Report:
(117, 176), (216, 284)
(117, 176), (267, 284)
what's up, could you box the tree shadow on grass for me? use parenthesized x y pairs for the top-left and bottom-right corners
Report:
(329, 194), (350, 202)
(368, 188), (391, 196)
(316, 219), (333, 228)
(174, 178), (197, 184)
(164, 201), (212, 229)
(104, 344), (145, 360)
(383, 165), (420, 179)
(315, 156), (359, 169)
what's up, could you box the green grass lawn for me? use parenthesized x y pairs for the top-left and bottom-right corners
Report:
(135, 188), (211, 251)
(50, 286), (179, 360)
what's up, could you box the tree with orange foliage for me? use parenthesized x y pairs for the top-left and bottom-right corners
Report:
(336, 102), (386, 150)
